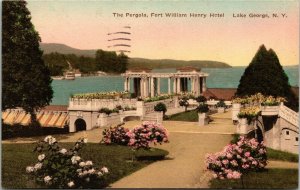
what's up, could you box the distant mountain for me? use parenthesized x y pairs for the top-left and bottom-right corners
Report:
(40, 43), (96, 57)
(40, 43), (232, 68)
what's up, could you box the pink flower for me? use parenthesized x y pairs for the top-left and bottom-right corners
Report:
(222, 159), (229, 165)
(226, 153), (233, 159)
(244, 152), (250, 157)
(232, 171), (241, 179)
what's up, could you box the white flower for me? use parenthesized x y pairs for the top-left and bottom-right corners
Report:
(85, 161), (93, 166)
(26, 166), (34, 173)
(85, 177), (90, 182)
(79, 162), (86, 167)
(67, 181), (75, 187)
(76, 169), (82, 173)
(44, 175), (52, 184)
(38, 154), (45, 161)
(59, 148), (67, 154)
(101, 167), (109, 174)
(34, 163), (43, 170)
(71, 156), (81, 164)
(88, 168), (95, 174)
(97, 171), (103, 176)
(44, 135), (56, 145)
(44, 135), (52, 142)
(83, 138), (88, 143)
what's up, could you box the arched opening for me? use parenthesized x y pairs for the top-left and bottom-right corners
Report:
(75, 118), (86, 131)
(123, 116), (140, 122)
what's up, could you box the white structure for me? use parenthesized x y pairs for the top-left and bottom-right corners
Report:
(121, 67), (209, 98)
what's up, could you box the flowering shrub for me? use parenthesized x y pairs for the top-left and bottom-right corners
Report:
(101, 124), (130, 145)
(232, 93), (286, 106)
(72, 91), (130, 99)
(206, 136), (267, 180)
(237, 106), (261, 122)
(261, 96), (286, 106)
(26, 136), (109, 188)
(143, 94), (173, 102)
(98, 107), (119, 115)
(126, 122), (169, 149)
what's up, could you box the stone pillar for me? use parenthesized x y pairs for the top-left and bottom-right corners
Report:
(127, 77), (130, 92)
(150, 77), (155, 97)
(168, 77), (171, 94)
(145, 77), (149, 97)
(140, 78), (144, 98)
(157, 78), (161, 95)
(124, 77), (128, 91)
(195, 77), (199, 96)
(177, 77), (181, 94)
(203, 77), (207, 92)
(173, 78), (177, 94)
(191, 77), (194, 95)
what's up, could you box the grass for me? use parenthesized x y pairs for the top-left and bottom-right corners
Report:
(209, 168), (298, 189)
(267, 147), (299, 162)
(166, 109), (198, 122)
(2, 143), (168, 189)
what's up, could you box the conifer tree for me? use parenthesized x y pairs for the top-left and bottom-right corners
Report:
(2, 1), (53, 122)
(236, 45), (298, 110)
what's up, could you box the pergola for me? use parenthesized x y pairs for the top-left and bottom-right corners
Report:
(121, 67), (209, 98)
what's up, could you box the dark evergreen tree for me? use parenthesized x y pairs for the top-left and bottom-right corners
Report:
(95, 49), (128, 73)
(2, 1), (53, 122)
(236, 45), (298, 110)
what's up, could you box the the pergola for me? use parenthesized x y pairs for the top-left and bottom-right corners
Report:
(121, 67), (209, 98)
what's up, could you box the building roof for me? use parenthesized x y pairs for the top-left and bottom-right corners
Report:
(203, 88), (236, 100)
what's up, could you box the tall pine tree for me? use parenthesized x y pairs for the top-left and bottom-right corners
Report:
(236, 45), (298, 111)
(2, 1), (53, 121)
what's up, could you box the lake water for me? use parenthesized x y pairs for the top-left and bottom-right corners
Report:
(51, 66), (299, 105)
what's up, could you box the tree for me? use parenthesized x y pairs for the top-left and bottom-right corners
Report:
(95, 49), (128, 73)
(236, 45), (298, 111)
(2, 1), (53, 122)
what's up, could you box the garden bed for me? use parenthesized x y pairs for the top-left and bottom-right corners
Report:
(2, 143), (167, 188)
(166, 110), (198, 122)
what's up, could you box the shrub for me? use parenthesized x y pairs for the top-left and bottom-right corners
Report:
(154, 102), (167, 115)
(179, 97), (189, 111)
(206, 136), (267, 180)
(26, 136), (109, 188)
(237, 106), (260, 123)
(216, 100), (226, 108)
(98, 108), (119, 115)
(126, 122), (169, 149)
(196, 95), (207, 103)
(197, 104), (209, 113)
(101, 124), (130, 145)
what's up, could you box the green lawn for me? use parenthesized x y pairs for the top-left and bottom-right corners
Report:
(166, 109), (198, 122)
(267, 147), (299, 162)
(2, 143), (167, 189)
(210, 168), (298, 189)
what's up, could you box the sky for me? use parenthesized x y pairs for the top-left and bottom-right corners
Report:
(27, 0), (299, 66)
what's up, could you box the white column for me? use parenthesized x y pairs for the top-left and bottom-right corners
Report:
(203, 77), (207, 92)
(127, 78), (130, 92)
(150, 77), (154, 97)
(168, 77), (171, 94)
(124, 77), (128, 91)
(140, 78), (144, 98)
(191, 77), (194, 94)
(145, 77), (149, 97)
(195, 77), (199, 96)
(177, 77), (181, 94)
(157, 78), (161, 95)
(173, 78), (177, 94)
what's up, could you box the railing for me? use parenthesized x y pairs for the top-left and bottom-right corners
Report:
(279, 104), (299, 128)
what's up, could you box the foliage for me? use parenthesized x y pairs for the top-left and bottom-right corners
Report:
(197, 104), (209, 113)
(209, 168), (298, 189)
(266, 148), (298, 162)
(72, 91), (131, 99)
(2, 1), (53, 115)
(179, 97), (189, 111)
(95, 50), (128, 73)
(206, 136), (267, 180)
(98, 108), (119, 115)
(144, 94), (173, 102)
(236, 45), (298, 111)
(216, 100), (226, 108)
(2, 143), (155, 189)
(123, 105), (137, 111)
(2, 123), (68, 140)
(232, 93), (286, 106)
(126, 122), (169, 149)
(26, 136), (108, 188)
(101, 124), (130, 145)
(195, 95), (207, 103)
(237, 106), (260, 121)
(154, 102), (167, 114)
